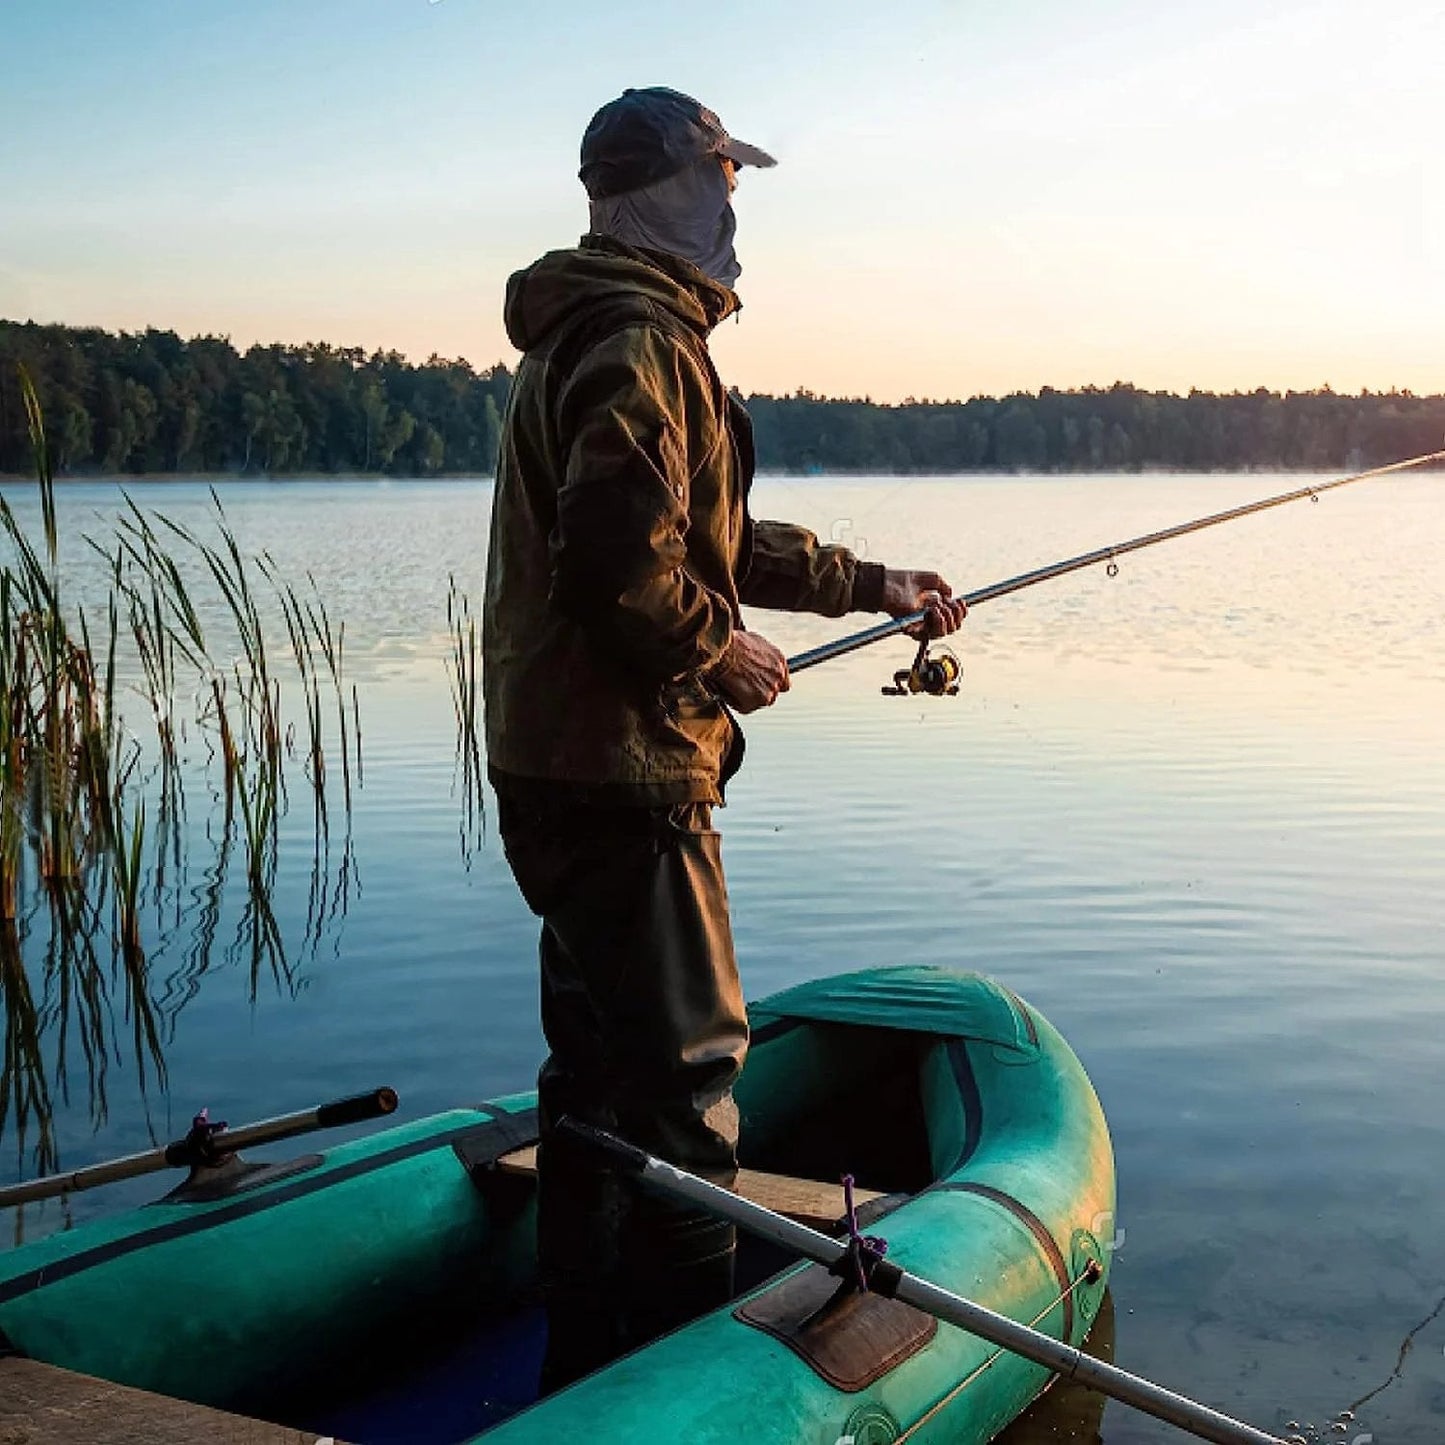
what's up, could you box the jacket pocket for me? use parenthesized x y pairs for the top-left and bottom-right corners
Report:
(659, 677), (720, 721)
(651, 678), (730, 772)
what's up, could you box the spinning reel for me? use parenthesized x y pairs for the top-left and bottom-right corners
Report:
(881, 638), (961, 697)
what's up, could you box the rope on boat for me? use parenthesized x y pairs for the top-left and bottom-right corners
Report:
(893, 1259), (1104, 1443)
(833, 1173), (890, 1292)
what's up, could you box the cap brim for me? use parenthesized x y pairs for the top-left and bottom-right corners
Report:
(719, 136), (777, 170)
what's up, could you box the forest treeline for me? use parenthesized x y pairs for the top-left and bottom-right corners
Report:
(3, 319), (1444, 477)
(0, 321), (510, 478)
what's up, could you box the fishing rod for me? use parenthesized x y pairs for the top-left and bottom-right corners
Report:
(560, 1119), (1286, 1445)
(0, 1087), (398, 1209)
(787, 448), (1445, 693)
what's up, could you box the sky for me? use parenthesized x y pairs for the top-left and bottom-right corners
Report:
(2, 0), (1442, 403)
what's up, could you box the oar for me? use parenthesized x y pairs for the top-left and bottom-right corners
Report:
(787, 447), (1445, 676)
(558, 1118), (1285, 1445)
(0, 1087), (398, 1209)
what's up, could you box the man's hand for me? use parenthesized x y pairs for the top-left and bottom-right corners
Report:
(880, 569), (968, 638)
(709, 631), (790, 713)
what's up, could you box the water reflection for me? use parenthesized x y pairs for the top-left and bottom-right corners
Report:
(0, 784), (358, 1196)
(0, 459), (361, 1195)
(0, 877), (166, 1183)
(0, 471), (1441, 1436)
(997, 1290), (1113, 1443)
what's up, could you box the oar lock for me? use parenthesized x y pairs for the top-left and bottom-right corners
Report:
(171, 1107), (232, 1168)
(882, 638), (962, 698)
(0, 1089), (400, 1211)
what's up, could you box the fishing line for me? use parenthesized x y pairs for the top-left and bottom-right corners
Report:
(786, 447), (1445, 688)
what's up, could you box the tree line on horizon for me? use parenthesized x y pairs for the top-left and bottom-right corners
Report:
(3, 319), (1443, 479)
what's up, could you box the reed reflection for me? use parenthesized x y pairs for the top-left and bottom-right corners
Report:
(0, 368), (361, 1194)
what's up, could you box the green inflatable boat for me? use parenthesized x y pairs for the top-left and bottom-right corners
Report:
(0, 966), (1114, 1444)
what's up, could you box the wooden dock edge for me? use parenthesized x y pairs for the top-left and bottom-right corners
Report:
(0, 1356), (344, 1444)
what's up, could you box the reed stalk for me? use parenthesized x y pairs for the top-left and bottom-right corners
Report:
(113, 799), (145, 960)
(446, 575), (484, 855)
(1, 366), (364, 1177)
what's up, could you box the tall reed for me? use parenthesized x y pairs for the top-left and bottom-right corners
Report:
(0, 367), (362, 1181)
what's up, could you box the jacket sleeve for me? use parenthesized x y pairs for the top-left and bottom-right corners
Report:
(550, 326), (734, 683)
(739, 521), (888, 617)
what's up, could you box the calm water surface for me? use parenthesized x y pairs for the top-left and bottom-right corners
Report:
(2, 474), (1442, 1442)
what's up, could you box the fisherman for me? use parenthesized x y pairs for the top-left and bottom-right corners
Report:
(481, 85), (966, 1391)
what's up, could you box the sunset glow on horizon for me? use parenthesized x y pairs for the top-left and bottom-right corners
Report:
(3, 0), (1442, 403)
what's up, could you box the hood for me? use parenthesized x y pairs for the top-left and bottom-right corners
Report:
(503, 234), (740, 354)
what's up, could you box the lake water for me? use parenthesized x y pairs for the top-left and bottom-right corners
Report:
(1, 473), (1442, 1443)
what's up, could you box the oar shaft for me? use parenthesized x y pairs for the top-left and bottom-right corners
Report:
(559, 1120), (1283, 1445)
(787, 448), (1445, 675)
(894, 1271), (1281, 1445)
(0, 1147), (174, 1207)
(0, 1087), (398, 1209)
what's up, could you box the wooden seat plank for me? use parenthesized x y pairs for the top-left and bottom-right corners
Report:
(494, 1144), (883, 1232)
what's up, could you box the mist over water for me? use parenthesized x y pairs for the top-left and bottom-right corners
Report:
(1, 473), (1442, 1441)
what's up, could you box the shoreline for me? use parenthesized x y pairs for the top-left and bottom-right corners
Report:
(1, 464), (1426, 486)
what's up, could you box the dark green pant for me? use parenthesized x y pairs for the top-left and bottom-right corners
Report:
(495, 788), (749, 1392)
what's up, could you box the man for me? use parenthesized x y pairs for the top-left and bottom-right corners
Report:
(482, 86), (965, 1391)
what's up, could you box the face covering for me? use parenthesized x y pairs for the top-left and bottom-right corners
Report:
(588, 156), (741, 288)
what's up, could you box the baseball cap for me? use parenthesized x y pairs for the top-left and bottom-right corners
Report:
(579, 87), (777, 200)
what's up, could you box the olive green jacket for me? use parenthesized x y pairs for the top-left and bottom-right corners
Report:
(482, 235), (885, 804)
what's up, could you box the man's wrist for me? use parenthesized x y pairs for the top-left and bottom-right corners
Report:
(852, 561), (887, 613)
(703, 628), (738, 681)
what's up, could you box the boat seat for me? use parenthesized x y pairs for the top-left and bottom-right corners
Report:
(494, 1145), (884, 1233)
